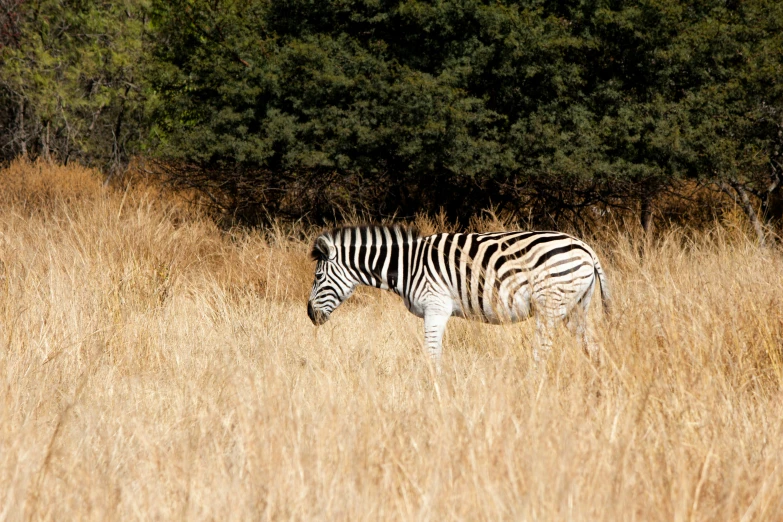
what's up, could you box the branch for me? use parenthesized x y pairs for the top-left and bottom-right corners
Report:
(718, 181), (740, 205)
(767, 162), (782, 194)
(728, 178), (767, 247)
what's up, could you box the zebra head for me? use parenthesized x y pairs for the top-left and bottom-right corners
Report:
(307, 233), (357, 326)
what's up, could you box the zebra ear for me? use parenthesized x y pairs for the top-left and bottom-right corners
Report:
(312, 236), (336, 261)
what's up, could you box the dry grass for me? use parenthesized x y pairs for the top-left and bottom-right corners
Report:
(1, 160), (782, 521)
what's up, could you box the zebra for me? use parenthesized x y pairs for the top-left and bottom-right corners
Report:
(307, 225), (611, 369)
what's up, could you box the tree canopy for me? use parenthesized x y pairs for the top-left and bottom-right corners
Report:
(2, 0), (782, 230)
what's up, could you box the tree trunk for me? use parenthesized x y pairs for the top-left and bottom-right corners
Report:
(16, 96), (27, 158)
(761, 167), (782, 223)
(106, 85), (131, 185)
(41, 120), (51, 162)
(640, 194), (654, 236)
(728, 180), (766, 247)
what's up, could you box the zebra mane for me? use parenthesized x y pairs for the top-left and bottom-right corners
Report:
(311, 225), (420, 261)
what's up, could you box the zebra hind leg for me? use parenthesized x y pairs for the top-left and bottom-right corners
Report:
(533, 313), (557, 367)
(566, 286), (600, 364)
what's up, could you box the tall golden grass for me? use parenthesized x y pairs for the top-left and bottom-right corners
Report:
(1, 160), (782, 521)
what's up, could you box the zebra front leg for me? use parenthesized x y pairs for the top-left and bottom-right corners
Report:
(423, 311), (450, 372)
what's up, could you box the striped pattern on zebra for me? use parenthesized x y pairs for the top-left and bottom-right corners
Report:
(307, 225), (611, 369)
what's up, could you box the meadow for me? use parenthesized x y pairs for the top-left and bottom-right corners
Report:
(1, 161), (782, 521)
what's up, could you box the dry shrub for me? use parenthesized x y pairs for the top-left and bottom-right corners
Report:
(1, 162), (783, 521)
(0, 159), (104, 209)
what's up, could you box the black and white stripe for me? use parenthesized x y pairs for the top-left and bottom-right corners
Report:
(307, 226), (611, 368)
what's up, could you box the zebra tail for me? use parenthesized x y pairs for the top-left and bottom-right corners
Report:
(594, 261), (611, 316)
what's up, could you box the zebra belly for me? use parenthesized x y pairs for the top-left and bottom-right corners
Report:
(451, 287), (532, 324)
(404, 296), (426, 318)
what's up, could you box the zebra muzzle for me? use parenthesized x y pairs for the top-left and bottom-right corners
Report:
(307, 302), (329, 326)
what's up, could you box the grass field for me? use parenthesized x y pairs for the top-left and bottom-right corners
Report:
(1, 161), (783, 521)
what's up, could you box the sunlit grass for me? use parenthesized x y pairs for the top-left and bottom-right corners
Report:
(1, 160), (782, 520)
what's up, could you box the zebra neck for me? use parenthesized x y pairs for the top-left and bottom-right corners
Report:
(340, 239), (414, 292)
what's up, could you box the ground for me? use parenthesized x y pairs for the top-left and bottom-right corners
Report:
(1, 161), (782, 520)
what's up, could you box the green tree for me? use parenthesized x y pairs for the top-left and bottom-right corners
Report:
(672, 0), (783, 243)
(5, 0), (774, 232)
(148, 0), (718, 226)
(0, 0), (152, 176)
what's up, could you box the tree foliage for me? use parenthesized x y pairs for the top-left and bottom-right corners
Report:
(2, 0), (782, 230)
(0, 0), (152, 174)
(145, 0), (783, 227)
